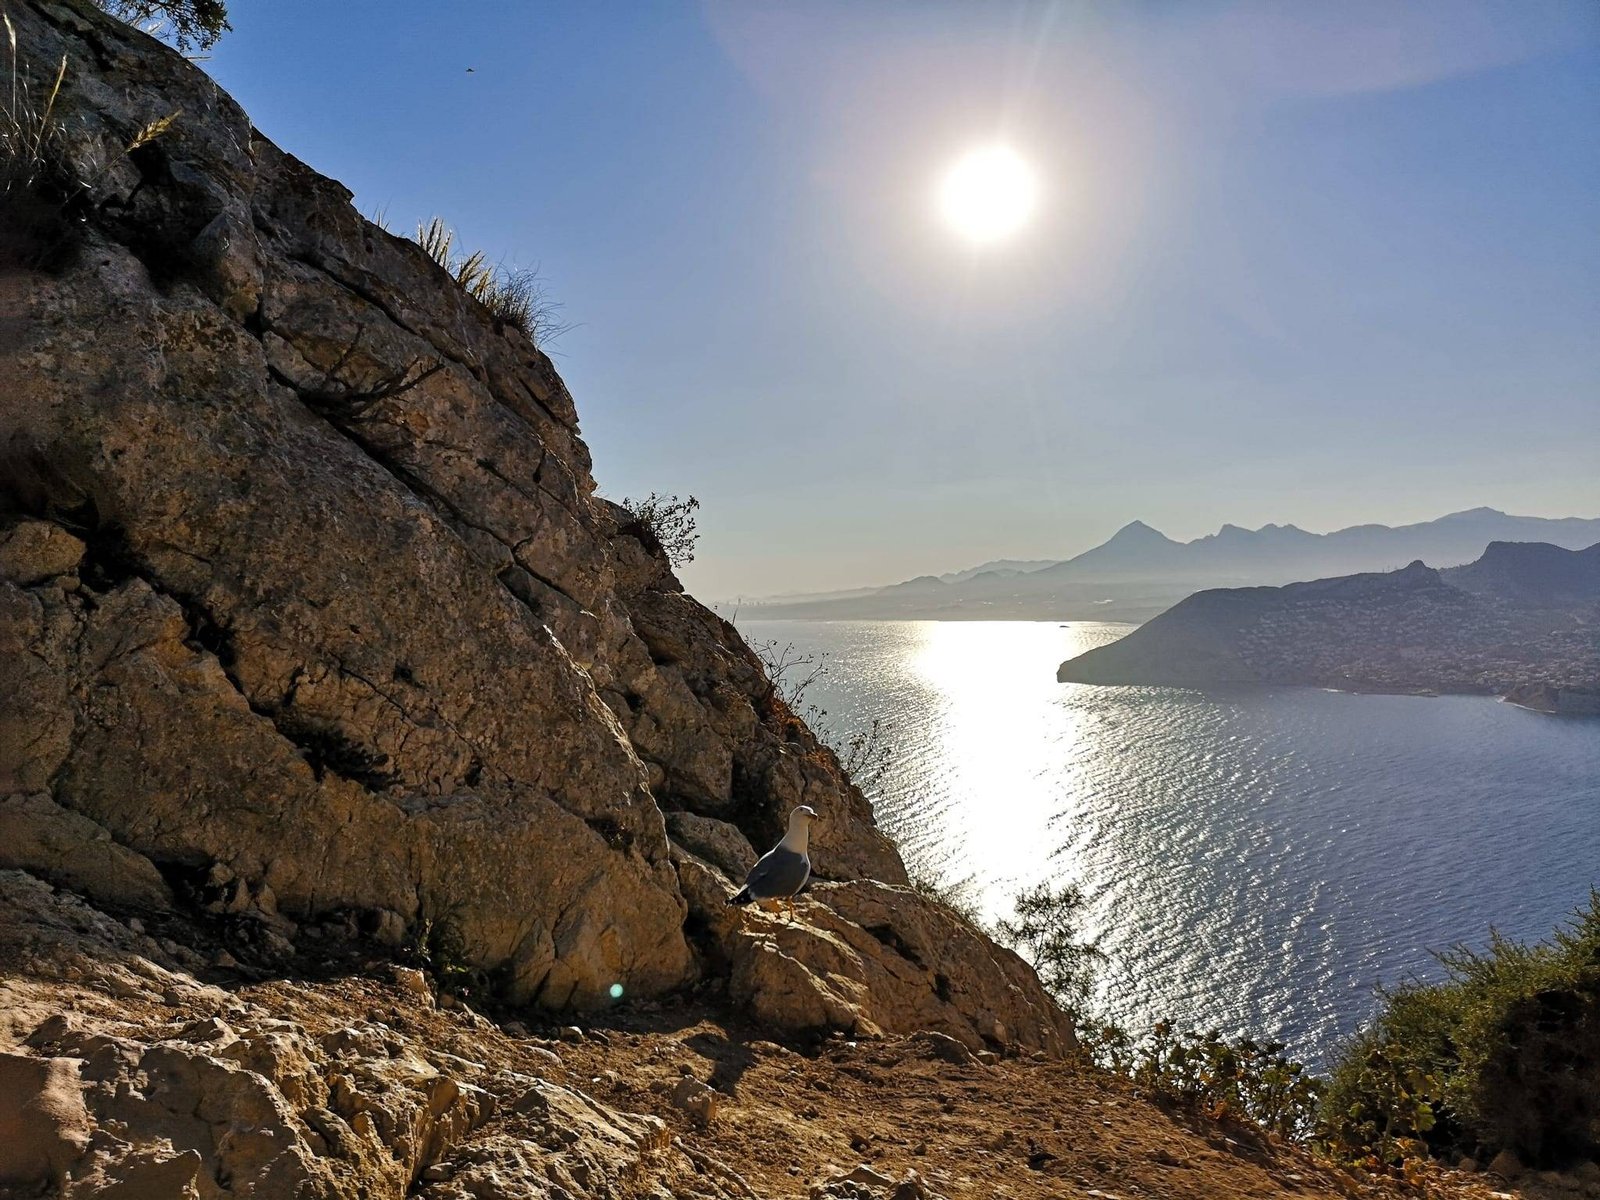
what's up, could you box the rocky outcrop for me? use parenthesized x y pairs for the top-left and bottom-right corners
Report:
(0, 870), (743, 1199)
(0, 0), (1073, 1062)
(674, 854), (1071, 1057)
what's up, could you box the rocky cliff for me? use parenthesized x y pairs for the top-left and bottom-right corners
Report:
(1, 0), (1068, 1125)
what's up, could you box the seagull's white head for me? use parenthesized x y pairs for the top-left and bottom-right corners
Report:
(782, 805), (819, 851)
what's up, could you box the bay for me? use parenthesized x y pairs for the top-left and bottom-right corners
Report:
(735, 618), (1600, 1065)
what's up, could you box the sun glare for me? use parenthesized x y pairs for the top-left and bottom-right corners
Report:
(937, 145), (1039, 246)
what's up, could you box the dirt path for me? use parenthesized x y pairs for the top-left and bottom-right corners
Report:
(253, 974), (1533, 1200)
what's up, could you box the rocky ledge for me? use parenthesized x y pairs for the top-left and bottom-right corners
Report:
(0, 868), (1467, 1200)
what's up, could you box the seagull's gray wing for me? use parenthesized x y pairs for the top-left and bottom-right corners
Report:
(741, 845), (811, 900)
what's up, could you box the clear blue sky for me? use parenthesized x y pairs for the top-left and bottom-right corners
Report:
(205, 1), (1600, 598)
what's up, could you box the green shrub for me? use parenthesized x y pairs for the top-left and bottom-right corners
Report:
(96, 1), (230, 53)
(995, 881), (1104, 1008)
(1129, 1023), (1324, 1141)
(618, 491), (700, 568)
(1321, 891), (1600, 1167)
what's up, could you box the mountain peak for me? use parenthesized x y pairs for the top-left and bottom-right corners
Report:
(1110, 519), (1168, 542)
(1439, 506), (1507, 521)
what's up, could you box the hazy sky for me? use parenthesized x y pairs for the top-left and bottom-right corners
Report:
(206, 1), (1600, 598)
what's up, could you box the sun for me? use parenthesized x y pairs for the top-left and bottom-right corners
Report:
(937, 145), (1039, 246)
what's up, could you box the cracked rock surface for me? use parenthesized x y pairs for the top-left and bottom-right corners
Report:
(0, 0), (1070, 1065)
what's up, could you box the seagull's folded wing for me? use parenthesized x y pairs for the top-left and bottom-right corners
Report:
(743, 846), (810, 899)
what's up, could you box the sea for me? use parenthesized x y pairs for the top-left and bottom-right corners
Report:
(734, 618), (1600, 1067)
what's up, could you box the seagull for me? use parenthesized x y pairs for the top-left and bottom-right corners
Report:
(727, 805), (817, 920)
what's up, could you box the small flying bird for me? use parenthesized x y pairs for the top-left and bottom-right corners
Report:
(727, 805), (817, 920)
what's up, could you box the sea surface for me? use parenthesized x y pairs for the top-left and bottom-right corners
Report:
(735, 618), (1600, 1066)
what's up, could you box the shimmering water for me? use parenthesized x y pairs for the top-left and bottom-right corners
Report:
(737, 619), (1600, 1065)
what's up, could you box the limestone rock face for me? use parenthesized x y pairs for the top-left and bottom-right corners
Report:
(0, 793), (173, 910)
(0, 1051), (92, 1188)
(0, 870), (741, 1200)
(675, 854), (1074, 1055)
(0, 0), (1069, 1057)
(0, 0), (902, 1008)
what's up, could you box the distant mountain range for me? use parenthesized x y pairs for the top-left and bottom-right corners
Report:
(736, 508), (1600, 623)
(1055, 541), (1600, 711)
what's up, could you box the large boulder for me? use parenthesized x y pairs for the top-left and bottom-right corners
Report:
(0, 1052), (91, 1189)
(675, 853), (1074, 1055)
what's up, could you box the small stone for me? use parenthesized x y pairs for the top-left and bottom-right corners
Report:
(974, 1050), (1000, 1066)
(389, 965), (430, 997)
(127, 917), (145, 935)
(669, 1076), (721, 1123)
(213, 950), (238, 969)
(502, 1020), (528, 1037)
(841, 1164), (895, 1188)
(910, 1031), (971, 1065)
(373, 910), (407, 946)
(1488, 1149), (1523, 1179)
(558, 1025), (585, 1042)
(1458, 1156), (1480, 1173)
(421, 1163), (453, 1182)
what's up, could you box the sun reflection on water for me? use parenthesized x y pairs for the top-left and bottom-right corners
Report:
(739, 618), (1600, 1065)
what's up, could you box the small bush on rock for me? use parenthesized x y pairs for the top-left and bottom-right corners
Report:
(618, 491), (700, 569)
(1133, 1023), (1324, 1141)
(1321, 890), (1600, 1168)
(995, 882), (1104, 1008)
(1, 15), (67, 200)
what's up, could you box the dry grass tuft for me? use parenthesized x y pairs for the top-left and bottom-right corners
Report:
(411, 217), (571, 347)
(1, 13), (67, 196)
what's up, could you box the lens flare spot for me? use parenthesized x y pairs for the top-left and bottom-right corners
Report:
(608, 982), (624, 1000)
